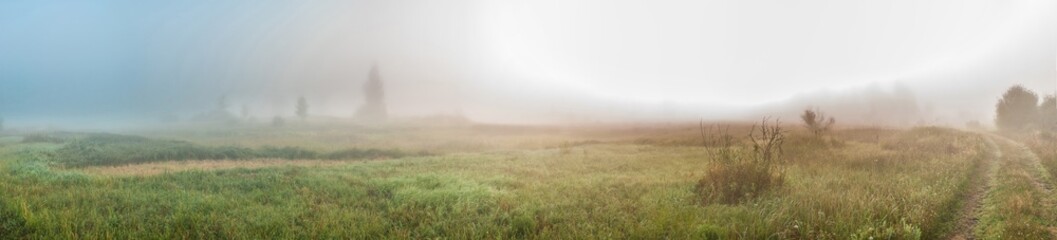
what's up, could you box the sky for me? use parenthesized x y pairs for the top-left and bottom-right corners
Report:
(0, 0), (1054, 128)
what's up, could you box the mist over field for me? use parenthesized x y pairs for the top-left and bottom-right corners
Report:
(0, 0), (1053, 130)
(6, 1), (1057, 239)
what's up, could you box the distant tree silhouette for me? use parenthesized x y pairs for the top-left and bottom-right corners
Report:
(801, 108), (835, 138)
(272, 116), (286, 127)
(241, 104), (250, 119)
(356, 64), (387, 121)
(1040, 95), (1056, 130)
(217, 95), (229, 113)
(995, 85), (1039, 131)
(296, 96), (309, 120)
(0, 116), (4, 132)
(190, 95), (237, 123)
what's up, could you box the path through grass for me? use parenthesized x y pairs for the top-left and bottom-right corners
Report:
(974, 135), (1057, 239)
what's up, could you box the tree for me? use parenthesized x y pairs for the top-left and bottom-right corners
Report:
(241, 104), (250, 119)
(217, 95), (229, 113)
(995, 85), (1039, 131)
(356, 64), (387, 121)
(1040, 95), (1056, 130)
(272, 116), (286, 127)
(296, 96), (308, 120)
(189, 95), (237, 123)
(0, 116), (4, 132)
(800, 108), (835, 138)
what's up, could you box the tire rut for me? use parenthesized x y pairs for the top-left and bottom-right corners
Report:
(977, 135), (1057, 239)
(994, 136), (1055, 195)
(947, 137), (1000, 240)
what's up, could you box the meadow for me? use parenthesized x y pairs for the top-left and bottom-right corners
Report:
(1, 122), (1055, 239)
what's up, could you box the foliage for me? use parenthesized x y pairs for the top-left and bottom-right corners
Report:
(801, 108), (836, 138)
(699, 122), (739, 163)
(696, 118), (786, 205)
(357, 64), (388, 121)
(995, 85), (1040, 131)
(217, 95), (229, 112)
(1040, 95), (1056, 131)
(272, 116), (286, 127)
(696, 161), (783, 205)
(241, 104), (251, 119)
(748, 118), (786, 164)
(296, 96), (309, 120)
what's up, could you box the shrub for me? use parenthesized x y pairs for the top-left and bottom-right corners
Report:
(695, 161), (783, 204)
(696, 118), (786, 204)
(800, 108), (835, 138)
(699, 122), (740, 164)
(748, 118), (786, 164)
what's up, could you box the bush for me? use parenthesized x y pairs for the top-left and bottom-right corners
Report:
(801, 108), (836, 138)
(696, 118), (786, 204)
(695, 162), (783, 204)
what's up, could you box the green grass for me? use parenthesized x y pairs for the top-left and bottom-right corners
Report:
(0, 125), (1000, 239)
(46, 133), (423, 167)
(1021, 132), (1057, 181)
(975, 136), (1057, 239)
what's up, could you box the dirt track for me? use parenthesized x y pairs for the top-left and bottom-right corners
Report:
(949, 134), (1057, 239)
(946, 137), (999, 240)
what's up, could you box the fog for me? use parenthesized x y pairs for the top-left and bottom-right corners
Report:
(0, 0), (1054, 129)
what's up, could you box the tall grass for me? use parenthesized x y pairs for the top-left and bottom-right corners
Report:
(1021, 132), (1057, 180)
(0, 125), (993, 238)
(695, 120), (786, 205)
(975, 136), (1057, 239)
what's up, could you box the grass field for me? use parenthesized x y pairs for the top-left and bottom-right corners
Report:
(1, 123), (1055, 239)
